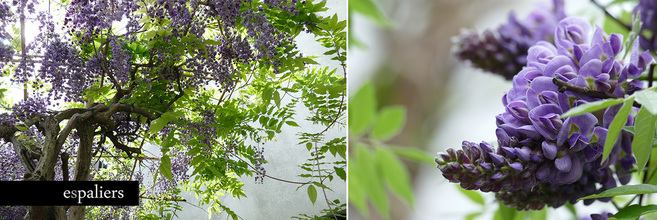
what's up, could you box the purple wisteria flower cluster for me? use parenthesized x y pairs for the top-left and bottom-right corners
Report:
(437, 16), (654, 210)
(635, 0), (657, 52)
(0, 1), (14, 70)
(453, 0), (565, 80)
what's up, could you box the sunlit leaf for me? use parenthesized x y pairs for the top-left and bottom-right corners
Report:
(357, 146), (388, 217)
(635, 90), (657, 115)
(159, 155), (173, 181)
(388, 146), (435, 165)
(307, 185), (317, 205)
(349, 82), (376, 136)
(561, 98), (624, 118)
(457, 185), (484, 206)
(579, 184), (657, 200)
(377, 148), (415, 207)
(371, 106), (406, 141)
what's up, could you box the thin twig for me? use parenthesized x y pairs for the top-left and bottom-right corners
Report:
(591, 0), (632, 31)
(552, 77), (642, 108)
(649, 63), (655, 88)
(229, 151), (310, 185)
(313, 140), (336, 220)
(139, 196), (186, 202)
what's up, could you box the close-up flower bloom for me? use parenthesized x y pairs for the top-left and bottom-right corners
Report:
(437, 16), (653, 210)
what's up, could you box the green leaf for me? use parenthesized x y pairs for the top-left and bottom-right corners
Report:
(566, 203), (578, 219)
(307, 185), (317, 205)
(376, 148), (415, 207)
(602, 97), (635, 164)
(273, 91), (281, 108)
(348, 146), (368, 215)
(632, 107), (657, 173)
(349, 82), (376, 136)
(159, 156), (173, 181)
(579, 184), (657, 200)
(349, 0), (393, 27)
(356, 146), (388, 217)
(612, 204), (657, 220)
(603, 9), (631, 40)
(370, 106), (406, 141)
(561, 98), (624, 118)
(334, 167), (346, 181)
(494, 202), (517, 220)
(15, 124), (28, 132)
(148, 111), (183, 134)
(528, 209), (547, 220)
(388, 146), (435, 165)
(457, 185), (484, 206)
(145, 30), (156, 39)
(465, 212), (483, 220)
(635, 90), (657, 115)
(285, 121), (299, 127)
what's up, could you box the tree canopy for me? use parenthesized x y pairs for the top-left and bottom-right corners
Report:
(0, 0), (346, 219)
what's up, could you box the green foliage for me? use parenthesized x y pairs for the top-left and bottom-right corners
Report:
(561, 98), (624, 118)
(457, 185), (485, 206)
(349, 82), (434, 218)
(307, 185), (318, 205)
(612, 204), (657, 220)
(602, 97), (635, 164)
(349, 81), (376, 136)
(632, 107), (657, 173)
(371, 106), (406, 141)
(580, 184), (657, 200)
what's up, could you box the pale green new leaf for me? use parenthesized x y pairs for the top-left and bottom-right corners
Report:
(159, 155), (173, 181)
(348, 152), (368, 215)
(561, 98), (624, 118)
(635, 90), (657, 115)
(370, 106), (406, 141)
(632, 107), (657, 173)
(349, 0), (392, 27)
(457, 185), (484, 206)
(148, 111), (183, 134)
(376, 148), (415, 208)
(388, 146), (435, 165)
(465, 212), (482, 220)
(579, 184), (657, 200)
(494, 202), (517, 220)
(602, 97), (635, 164)
(307, 185), (317, 205)
(349, 82), (376, 136)
(357, 147), (388, 217)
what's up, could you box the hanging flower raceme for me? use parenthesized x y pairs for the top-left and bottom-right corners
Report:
(635, 0), (657, 52)
(453, 0), (565, 80)
(437, 16), (654, 210)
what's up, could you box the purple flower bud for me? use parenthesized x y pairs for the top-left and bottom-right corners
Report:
(542, 141), (558, 160)
(509, 162), (524, 172)
(489, 152), (506, 167)
(555, 154), (572, 172)
(516, 147), (532, 161)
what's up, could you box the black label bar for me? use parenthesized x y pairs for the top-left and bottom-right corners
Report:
(0, 181), (139, 206)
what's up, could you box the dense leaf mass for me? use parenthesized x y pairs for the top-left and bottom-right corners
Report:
(438, 16), (653, 210)
(0, 0), (345, 218)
